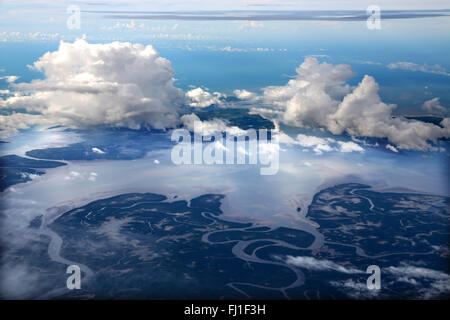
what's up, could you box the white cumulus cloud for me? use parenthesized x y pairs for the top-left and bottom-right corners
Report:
(91, 147), (106, 154)
(181, 113), (246, 136)
(249, 57), (450, 151)
(387, 61), (450, 76)
(0, 113), (51, 137)
(385, 263), (450, 299)
(385, 144), (399, 153)
(294, 133), (364, 154)
(0, 75), (19, 83)
(422, 97), (447, 115)
(337, 141), (364, 153)
(0, 39), (184, 138)
(185, 87), (223, 108)
(233, 89), (259, 101)
(285, 255), (363, 274)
